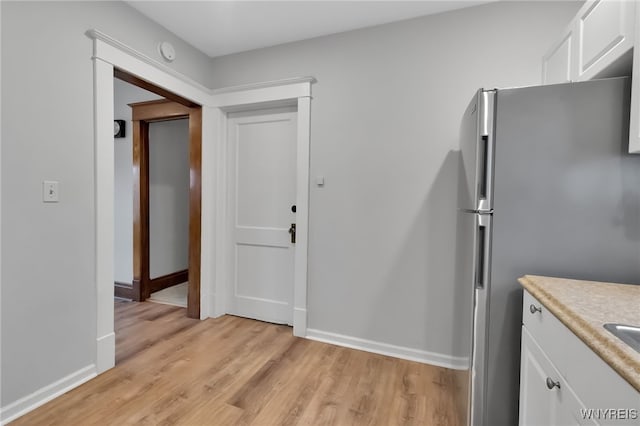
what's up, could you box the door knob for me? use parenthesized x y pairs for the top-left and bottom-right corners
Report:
(291, 205), (296, 213)
(546, 377), (561, 390)
(288, 223), (296, 244)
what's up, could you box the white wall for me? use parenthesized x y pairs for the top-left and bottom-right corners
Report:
(209, 1), (582, 363)
(1, 0), (211, 409)
(148, 119), (189, 279)
(113, 79), (160, 284)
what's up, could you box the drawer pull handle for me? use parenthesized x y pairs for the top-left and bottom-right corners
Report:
(546, 377), (561, 390)
(529, 304), (542, 314)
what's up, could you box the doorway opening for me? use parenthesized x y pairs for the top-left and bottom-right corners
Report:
(113, 69), (202, 319)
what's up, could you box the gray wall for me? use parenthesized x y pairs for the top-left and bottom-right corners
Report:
(113, 79), (161, 284)
(209, 1), (582, 359)
(148, 119), (190, 279)
(1, 1), (211, 407)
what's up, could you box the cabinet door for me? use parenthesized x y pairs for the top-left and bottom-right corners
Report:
(542, 30), (573, 85)
(520, 327), (597, 426)
(519, 327), (563, 426)
(576, 0), (635, 81)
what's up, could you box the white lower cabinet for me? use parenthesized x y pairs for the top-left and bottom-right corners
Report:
(520, 328), (595, 426)
(519, 290), (639, 426)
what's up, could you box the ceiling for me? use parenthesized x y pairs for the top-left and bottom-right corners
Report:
(127, 1), (494, 58)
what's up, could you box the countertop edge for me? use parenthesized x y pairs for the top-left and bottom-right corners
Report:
(518, 275), (640, 393)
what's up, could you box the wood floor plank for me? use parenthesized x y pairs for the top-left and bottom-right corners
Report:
(9, 301), (466, 426)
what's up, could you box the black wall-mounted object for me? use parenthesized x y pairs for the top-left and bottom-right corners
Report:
(114, 120), (126, 138)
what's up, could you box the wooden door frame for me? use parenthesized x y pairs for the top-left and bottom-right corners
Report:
(128, 99), (201, 319)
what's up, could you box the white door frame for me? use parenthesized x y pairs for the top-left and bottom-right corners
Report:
(210, 83), (313, 337)
(89, 29), (313, 374)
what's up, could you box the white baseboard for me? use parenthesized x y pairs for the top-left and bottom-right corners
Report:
(0, 365), (97, 425)
(293, 307), (307, 337)
(305, 329), (469, 370)
(96, 332), (115, 374)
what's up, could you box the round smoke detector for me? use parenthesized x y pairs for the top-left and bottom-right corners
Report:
(158, 41), (176, 62)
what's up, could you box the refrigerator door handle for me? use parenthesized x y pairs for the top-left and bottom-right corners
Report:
(474, 214), (492, 290)
(477, 91), (495, 212)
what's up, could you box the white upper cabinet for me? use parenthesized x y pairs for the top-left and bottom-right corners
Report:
(543, 0), (635, 84)
(577, 0), (635, 81)
(543, 0), (640, 153)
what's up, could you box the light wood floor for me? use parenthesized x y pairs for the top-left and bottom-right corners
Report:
(11, 300), (468, 425)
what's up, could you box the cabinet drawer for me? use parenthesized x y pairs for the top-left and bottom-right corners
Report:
(523, 290), (570, 376)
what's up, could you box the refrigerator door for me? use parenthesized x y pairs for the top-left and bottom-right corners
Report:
(460, 89), (496, 212)
(454, 205), (493, 426)
(469, 212), (492, 426)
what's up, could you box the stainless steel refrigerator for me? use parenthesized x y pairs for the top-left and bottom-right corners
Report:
(456, 77), (640, 426)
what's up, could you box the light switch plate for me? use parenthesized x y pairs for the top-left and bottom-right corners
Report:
(43, 180), (59, 203)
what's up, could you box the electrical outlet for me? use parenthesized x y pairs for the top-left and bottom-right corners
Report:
(43, 181), (59, 203)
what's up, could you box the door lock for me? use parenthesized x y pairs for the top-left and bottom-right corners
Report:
(288, 223), (296, 244)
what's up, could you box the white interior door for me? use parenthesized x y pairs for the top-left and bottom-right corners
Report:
(227, 107), (297, 325)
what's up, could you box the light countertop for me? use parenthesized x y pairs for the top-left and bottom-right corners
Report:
(519, 275), (640, 393)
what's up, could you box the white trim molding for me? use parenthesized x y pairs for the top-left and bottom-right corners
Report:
(211, 77), (315, 108)
(86, 30), (211, 96)
(293, 308), (308, 336)
(212, 76), (315, 95)
(96, 332), (115, 374)
(199, 106), (217, 320)
(0, 365), (96, 425)
(306, 329), (470, 370)
(90, 33), (210, 106)
(293, 96), (311, 337)
(93, 57), (115, 375)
